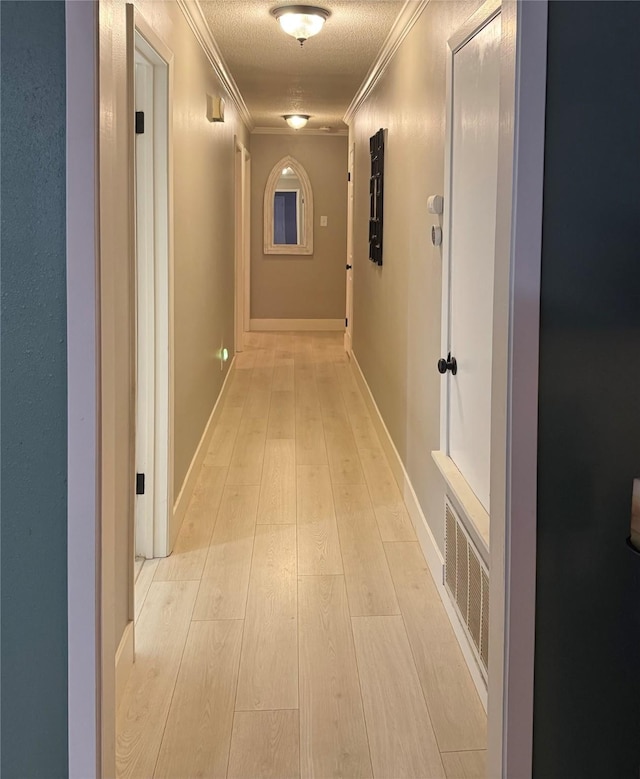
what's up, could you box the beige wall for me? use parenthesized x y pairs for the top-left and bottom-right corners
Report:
(250, 133), (347, 320)
(132, 0), (250, 498)
(98, 0), (250, 758)
(349, 0), (482, 553)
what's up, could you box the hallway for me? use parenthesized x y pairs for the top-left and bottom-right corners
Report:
(117, 332), (485, 779)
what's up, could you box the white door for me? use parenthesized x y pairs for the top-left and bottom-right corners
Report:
(134, 46), (156, 559)
(133, 31), (171, 559)
(443, 9), (501, 512)
(344, 143), (355, 354)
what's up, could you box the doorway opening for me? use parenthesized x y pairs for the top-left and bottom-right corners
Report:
(134, 30), (172, 561)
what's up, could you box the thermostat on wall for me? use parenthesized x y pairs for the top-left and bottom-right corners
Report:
(207, 95), (225, 123)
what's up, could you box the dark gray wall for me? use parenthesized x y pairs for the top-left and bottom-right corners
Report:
(534, 3), (640, 777)
(1, 2), (69, 776)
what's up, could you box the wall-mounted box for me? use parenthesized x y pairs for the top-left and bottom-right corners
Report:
(206, 94), (225, 122)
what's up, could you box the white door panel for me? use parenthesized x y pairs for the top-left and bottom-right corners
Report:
(133, 31), (171, 559)
(447, 12), (501, 512)
(134, 49), (156, 559)
(345, 143), (354, 354)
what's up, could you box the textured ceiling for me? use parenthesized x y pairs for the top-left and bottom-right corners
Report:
(199, 0), (404, 130)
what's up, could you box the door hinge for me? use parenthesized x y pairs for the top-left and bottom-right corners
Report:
(136, 472), (145, 495)
(347, 171), (351, 182)
(345, 317), (348, 327)
(135, 111), (145, 134)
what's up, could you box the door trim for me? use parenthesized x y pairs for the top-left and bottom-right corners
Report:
(133, 22), (174, 560)
(488, 1), (548, 776)
(234, 141), (243, 351)
(243, 149), (251, 334)
(66, 1), (100, 775)
(133, 40), (157, 561)
(439, 0), (548, 775)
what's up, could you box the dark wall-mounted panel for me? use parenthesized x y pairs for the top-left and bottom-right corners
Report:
(369, 128), (385, 266)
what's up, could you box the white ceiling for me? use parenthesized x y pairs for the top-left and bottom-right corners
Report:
(198, 0), (405, 131)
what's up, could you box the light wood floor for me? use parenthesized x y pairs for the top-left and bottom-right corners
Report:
(117, 332), (487, 779)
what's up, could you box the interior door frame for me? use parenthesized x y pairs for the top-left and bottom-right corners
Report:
(66, 1), (100, 774)
(235, 140), (251, 344)
(244, 153), (251, 334)
(345, 142), (355, 354)
(488, 1), (548, 776)
(439, 0), (548, 776)
(234, 141), (243, 350)
(72, 5), (175, 770)
(132, 21), (174, 561)
(133, 40), (157, 560)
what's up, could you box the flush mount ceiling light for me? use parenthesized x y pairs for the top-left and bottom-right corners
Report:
(271, 5), (330, 46)
(283, 114), (310, 130)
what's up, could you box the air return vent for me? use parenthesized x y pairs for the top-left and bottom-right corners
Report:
(444, 500), (489, 681)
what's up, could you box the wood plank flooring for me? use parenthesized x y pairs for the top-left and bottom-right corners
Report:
(118, 332), (486, 778)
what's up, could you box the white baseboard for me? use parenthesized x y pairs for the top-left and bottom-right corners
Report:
(350, 352), (488, 711)
(250, 318), (344, 332)
(171, 356), (236, 547)
(115, 620), (134, 711)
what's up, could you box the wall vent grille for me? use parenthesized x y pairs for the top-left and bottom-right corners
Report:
(444, 500), (489, 681)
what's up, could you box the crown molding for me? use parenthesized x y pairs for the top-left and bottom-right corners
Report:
(252, 126), (349, 137)
(343, 0), (430, 125)
(176, 0), (254, 131)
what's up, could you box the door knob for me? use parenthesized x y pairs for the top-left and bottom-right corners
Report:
(437, 353), (457, 375)
(346, 264), (352, 270)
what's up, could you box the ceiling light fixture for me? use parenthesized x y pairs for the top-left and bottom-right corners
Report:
(271, 5), (330, 46)
(283, 114), (310, 130)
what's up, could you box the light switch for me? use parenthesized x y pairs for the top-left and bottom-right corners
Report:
(320, 216), (328, 227)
